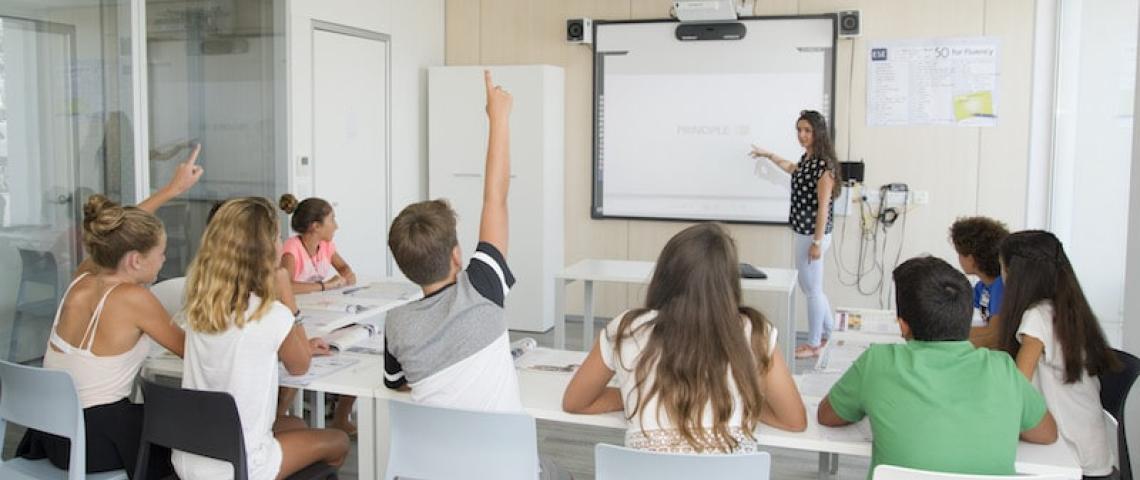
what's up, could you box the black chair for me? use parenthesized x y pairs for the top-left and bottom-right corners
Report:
(133, 379), (337, 480)
(1100, 349), (1140, 480)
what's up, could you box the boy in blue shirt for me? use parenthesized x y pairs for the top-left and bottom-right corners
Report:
(949, 216), (1009, 348)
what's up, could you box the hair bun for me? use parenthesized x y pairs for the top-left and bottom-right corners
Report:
(279, 193), (299, 214)
(82, 194), (125, 238)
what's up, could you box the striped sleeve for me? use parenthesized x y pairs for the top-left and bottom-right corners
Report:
(466, 242), (516, 307)
(383, 334), (407, 389)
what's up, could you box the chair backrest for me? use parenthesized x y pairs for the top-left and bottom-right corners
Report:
(134, 379), (248, 480)
(594, 443), (771, 480)
(0, 360), (87, 480)
(1100, 348), (1140, 480)
(385, 400), (539, 480)
(871, 465), (1069, 480)
(149, 277), (187, 318)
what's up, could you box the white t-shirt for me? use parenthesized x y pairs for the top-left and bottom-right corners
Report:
(598, 310), (778, 453)
(172, 295), (295, 480)
(1017, 301), (1114, 476)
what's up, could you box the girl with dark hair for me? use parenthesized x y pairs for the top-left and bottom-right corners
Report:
(277, 193), (358, 435)
(998, 230), (1120, 479)
(562, 223), (806, 453)
(278, 193), (356, 294)
(750, 110), (842, 358)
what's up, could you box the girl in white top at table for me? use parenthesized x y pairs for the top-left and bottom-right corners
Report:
(173, 197), (348, 480)
(562, 223), (807, 453)
(997, 230), (1121, 479)
(16, 145), (203, 479)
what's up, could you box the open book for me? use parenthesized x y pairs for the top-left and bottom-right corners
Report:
(324, 323), (379, 352)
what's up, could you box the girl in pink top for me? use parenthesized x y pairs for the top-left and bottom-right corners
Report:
(278, 194), (356, 293)
(277, 193), (358, 435)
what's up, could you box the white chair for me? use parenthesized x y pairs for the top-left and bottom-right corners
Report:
(0, 360), (128, 480)
(872, 465), (1069, 479)
(149, 276), (187, 319)
(594, 443), (771, 480)
(384, 400), (540, 480)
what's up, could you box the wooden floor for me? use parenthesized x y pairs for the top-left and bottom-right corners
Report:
(2, 315), (870, 479)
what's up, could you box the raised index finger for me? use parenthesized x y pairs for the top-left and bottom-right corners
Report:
(484, 69), (494, 93)
(186, 143), (202, 165)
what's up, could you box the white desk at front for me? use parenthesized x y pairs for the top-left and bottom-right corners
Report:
(553, 259), (800, 364)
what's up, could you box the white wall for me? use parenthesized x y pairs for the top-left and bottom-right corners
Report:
(288, 0), (444, 277)
(445, 0), (1038, 326)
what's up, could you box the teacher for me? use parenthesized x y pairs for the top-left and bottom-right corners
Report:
(750, 110), (842, 359)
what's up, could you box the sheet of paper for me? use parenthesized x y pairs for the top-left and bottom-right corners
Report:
(279, 355), (360, 386)
(795, 372), (844, 398)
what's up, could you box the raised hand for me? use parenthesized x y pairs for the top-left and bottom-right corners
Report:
(167, 143), (204, 196)
(485, 70), (513, 122)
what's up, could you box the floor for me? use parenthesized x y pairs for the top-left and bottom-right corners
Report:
(1, 315), (870, 479)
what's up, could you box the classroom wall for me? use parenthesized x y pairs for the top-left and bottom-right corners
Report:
(444, 0), (1036, 326)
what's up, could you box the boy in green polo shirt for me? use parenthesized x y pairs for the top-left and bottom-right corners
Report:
(818, 256), (1058, 477)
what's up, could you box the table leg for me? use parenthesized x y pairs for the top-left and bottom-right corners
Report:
(582, 280), (595, 351)
(372, 397), (390, 479)
(292, 388), (304, 419)
(359, 396), (378, 480)
(818, 452), (830, 479)
(830, 453), (839, 474)
(314, 391), (326, 428)
(787, 288), (797, 367)
(554, 278), (567, 350)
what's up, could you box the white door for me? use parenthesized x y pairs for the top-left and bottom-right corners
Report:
(311, 26), (390, 279)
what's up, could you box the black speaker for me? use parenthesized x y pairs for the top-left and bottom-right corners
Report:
(838, 10), (861, 38)
(567, 18), (592, 44)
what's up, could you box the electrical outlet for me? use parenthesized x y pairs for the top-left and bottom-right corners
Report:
(884, 190), (908, 206)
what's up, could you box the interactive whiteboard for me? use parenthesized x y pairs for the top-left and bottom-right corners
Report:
(592, 16), (836, 224)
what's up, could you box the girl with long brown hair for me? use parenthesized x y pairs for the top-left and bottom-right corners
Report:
(563, 223), (806, 453)
(173, 197), (348, 480)
(750, 110), (842, 358)
(997, 230), (1119, 478)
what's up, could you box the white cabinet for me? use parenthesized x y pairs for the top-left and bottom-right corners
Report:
(428, 65), (564, 332)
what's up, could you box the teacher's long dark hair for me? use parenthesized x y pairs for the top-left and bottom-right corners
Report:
(996, 230), (1118, 383)
(798, 110), (843, 199)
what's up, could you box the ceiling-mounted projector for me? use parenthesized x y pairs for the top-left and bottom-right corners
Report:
(673, 0), (738, 23)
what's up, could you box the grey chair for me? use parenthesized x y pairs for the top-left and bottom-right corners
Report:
(0, 360), (127, 480)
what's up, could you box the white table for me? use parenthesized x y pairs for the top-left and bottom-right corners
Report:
(293, 280), (419, 428)
(144, 352), (387, 480)
(367, 348), (1082, 479)
(553, 259), (799, 363)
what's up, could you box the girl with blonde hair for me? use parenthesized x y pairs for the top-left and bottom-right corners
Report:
(173, 197), (348, 480)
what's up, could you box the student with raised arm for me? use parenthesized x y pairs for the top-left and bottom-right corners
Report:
(381, 70), (575, 479)
(16, 145), (204, 479)
(174, 197), (348, 480)
(562, 223), (807, 453)
(818, 256), (1057, 478)
(383, 70), (518, 410)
